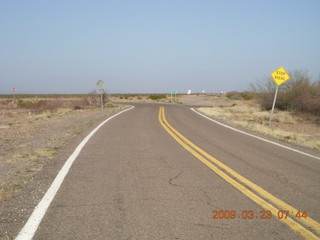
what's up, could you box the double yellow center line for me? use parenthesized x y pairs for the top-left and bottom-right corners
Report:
(158, 106), (320, 240)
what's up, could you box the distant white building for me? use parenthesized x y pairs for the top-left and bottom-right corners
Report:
(187, 90), (191, 95)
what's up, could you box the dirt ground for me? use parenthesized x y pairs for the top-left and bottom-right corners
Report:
(0, 98), (129, 204)
(179, 95), (320, 151)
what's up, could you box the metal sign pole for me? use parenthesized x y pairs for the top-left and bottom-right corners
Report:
(269, 67), (290, 126)
(12, 88), (16, 101)
(96, 80), (105, 110)
(269, 86), (279, 126)
(100, 92), (104, 109)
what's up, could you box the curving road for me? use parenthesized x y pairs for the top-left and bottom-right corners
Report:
(15, 104), (320, 239)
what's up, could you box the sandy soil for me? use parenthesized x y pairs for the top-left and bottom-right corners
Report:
(180, 95), (320, 152)
(0, 102), (129, 203)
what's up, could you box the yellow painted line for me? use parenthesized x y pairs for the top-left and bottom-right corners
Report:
(161, 106), (320, 232)
(158, 106), (320, 240)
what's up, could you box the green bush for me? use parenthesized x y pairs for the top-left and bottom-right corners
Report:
(148, 95), (166, 100)
(105, 103), (115, 108)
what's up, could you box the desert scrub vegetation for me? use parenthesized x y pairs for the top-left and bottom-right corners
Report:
(1, 94), (108, 114)
(198, 104), (320, 150)
(251, 70), (320, 115)
(105, 102), (116, 108)
(148, 94), (167, 101)
(14, 98), (72, 114)
(226, 91), (255, 101)
(16, 99), (46, 109)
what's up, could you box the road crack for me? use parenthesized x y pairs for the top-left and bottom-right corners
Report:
(169, 170), (184, 187)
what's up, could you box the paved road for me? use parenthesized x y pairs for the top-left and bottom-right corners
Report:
(18, 104), (320, 239)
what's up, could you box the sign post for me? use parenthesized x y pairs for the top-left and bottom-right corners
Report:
(171, 90), (177, 102)
(269, 67), (290, 125)
(96, 80), (105, 109)
(12, 88), (17, 101)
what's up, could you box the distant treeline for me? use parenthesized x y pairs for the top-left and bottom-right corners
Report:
(0, 94), (93, 98)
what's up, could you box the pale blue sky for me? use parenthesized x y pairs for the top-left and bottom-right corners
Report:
(1, 0), (320, 94)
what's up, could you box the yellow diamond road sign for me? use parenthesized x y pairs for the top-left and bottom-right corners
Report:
(271, 67), (290, 86)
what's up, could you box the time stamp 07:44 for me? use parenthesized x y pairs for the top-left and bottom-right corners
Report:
(212, 210), (308, 220)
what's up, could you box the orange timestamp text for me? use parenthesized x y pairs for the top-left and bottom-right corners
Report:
(212, 210), (308, 220)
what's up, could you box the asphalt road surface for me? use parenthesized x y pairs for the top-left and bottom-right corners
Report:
(16, 104), (320, 239)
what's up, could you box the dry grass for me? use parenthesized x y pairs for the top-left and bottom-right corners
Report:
(0, 236), (13, 240)
(0, 180), (24, 202)
(198, 104), (320, 151)
(8, 147), (58, 161)
(110, 94), (172, 103)
(0, 96), (130, 203)
(0, 147), (59, 201)
(29, 108), (73, 120)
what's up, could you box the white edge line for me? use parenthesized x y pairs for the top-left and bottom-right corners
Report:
(15, 106), (135, 240)
(191, 108), (320, 161)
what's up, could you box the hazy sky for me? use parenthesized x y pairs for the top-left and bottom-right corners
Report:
(1, 0), (320, 94)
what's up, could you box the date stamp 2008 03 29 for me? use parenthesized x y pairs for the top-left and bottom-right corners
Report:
(212, 210), (308, 220)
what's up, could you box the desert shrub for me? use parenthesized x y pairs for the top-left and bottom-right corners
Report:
(105, 103), (115, 108)
(86, 93), (99, 106)
(71, 98), (93, 109)
(148, 95), (166, 100)
(241, 92), (255, 100)
(17, 99), (46, 109)
(86, 91), (108, 108)
(43, 99), (64, 111)
(260, 94), (273, 110)
(251, 70), (320, 115)
(227, 92), (255, 100)
(17, 98), (66, 113)
(226, 92), (242, 100)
